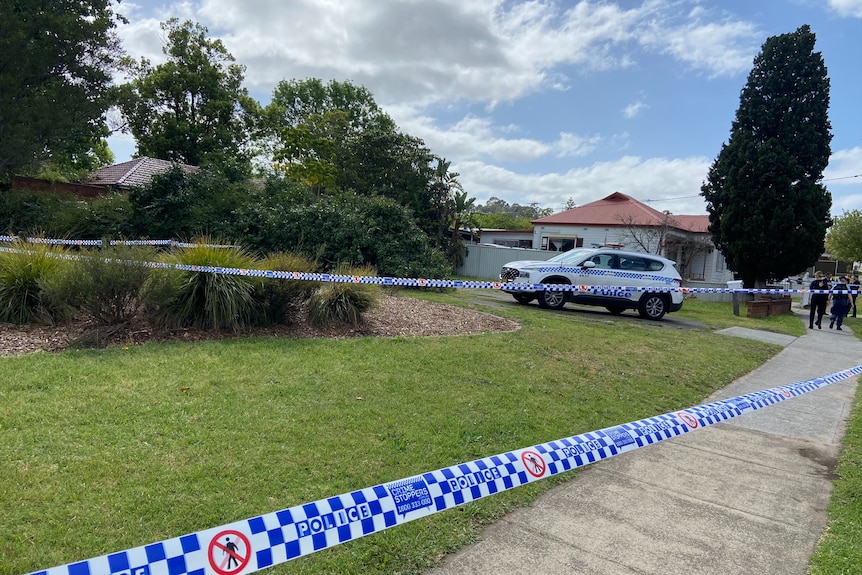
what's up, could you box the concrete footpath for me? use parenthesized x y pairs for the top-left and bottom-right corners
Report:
(429, 307), (861, 575)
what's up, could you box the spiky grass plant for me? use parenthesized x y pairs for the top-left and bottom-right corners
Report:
(307, 263), (381, 326)
(0, 239), (72, 324)
(142, 238), (260, 331)
(255, 251), (320, 325)
(44, 243), (157, 326)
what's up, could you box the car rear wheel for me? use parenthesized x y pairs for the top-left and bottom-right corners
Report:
(513, 293), (534, 305)
(638, 293), (667, 320)
(538, 287), (568, 310)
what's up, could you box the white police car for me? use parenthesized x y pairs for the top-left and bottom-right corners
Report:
(500, 247), (684, 320)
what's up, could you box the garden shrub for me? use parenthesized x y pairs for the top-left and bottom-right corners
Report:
(254, 251), (320, 326)
(0, 240), (74, 324)
(142, 238), (259, 331)
(0, 189), (76, 237)
(233, 191), (452, 279)
(44, 243), (156, 325)
(68, 193), (135, 239)
(307, 263), (381, 326)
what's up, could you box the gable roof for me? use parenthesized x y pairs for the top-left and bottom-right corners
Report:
(670, 214), (710, 233)
(87, 157), (199, 189)
(534, 192), (709, 233)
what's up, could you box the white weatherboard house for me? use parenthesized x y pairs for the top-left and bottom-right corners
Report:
(529, 192), (732, 285)
(467, 192), (734, 287)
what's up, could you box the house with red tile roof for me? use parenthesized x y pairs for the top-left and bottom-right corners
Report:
(528, 192), (731, 284)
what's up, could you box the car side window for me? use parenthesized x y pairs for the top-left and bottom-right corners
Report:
(616, 256), (664, 272)
(620, 256), (646, 271)
(590, 254), (619, 270)
(645, 259), (664, 272)
(586, 253), (665, 272)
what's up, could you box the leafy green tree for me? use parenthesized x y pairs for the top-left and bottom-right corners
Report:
(273, 109), (349, 194)
(30, 138), (115, 183)
(128, 167), (250, 239)
(474, 197), (552, 219)
(0, 0), (123, 183)
(429, 159), (464, 246)
(426, 159), (476, 265)
(233, 185), (450, 278)
(264, 78), (469, 266)
(470, 212), (534, 230)
(118, 19), (258, 176)
(264, 79), (395, 150)
(701, 25), (832, 287)
(264, 78), (401, 190)
(826, 210), (862, 264)
(0, 188), (71, 236)
(448, 189), (476, 267)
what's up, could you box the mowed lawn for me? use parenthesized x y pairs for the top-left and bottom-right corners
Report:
(0, 293), (810, 574)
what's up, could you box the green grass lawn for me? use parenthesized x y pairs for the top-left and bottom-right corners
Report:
(0, 291), (847, 574)
(808, 312), (862, 575)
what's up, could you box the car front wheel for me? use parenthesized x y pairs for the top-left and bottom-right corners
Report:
(513, 293), (534, 305)
(538, 288), (568, 310)
(638, 293), (667, 320)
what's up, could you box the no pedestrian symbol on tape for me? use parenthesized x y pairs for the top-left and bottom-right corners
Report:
(520, 450), (546, 478)
(208, 529), (251, 575)
(678, 411), (699, 429)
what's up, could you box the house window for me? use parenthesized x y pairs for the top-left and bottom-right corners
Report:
(494, 239), (534, 248)
(541, 236), (583, 252)
(714, 252), (726, 273)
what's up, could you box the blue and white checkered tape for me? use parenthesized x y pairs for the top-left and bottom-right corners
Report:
(0, 237), (855, 295)
(28, 365), (862, 575)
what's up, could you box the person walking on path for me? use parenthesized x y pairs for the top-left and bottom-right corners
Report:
(809, 271), (830, 329)
(829, 276), (852, 330)
(850, 274), (860, 317)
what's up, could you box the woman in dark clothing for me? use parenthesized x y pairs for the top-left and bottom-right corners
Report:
(830, 276), (852, 330)
(809, 271), (830, 329)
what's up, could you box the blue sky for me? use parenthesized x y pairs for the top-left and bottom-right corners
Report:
(109, 0), (862, 217)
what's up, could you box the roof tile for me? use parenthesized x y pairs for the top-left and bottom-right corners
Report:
(87, 157), (199, 188)
(534, 192), (709, 233)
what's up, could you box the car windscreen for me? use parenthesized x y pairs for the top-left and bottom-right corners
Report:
(546, 248), (592, 265)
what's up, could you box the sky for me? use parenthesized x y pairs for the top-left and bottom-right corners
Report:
(108, 0), (862, 217)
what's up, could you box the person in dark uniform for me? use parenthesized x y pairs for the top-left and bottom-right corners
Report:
(829, 276), (852, 330)
(809, 271), (830, 329)
(850, 274), (860, 318)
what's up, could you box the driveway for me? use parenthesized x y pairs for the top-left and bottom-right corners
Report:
(459, 288), (707, 331)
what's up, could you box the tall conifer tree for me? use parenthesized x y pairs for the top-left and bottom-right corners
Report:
(701, 25), (832, 287)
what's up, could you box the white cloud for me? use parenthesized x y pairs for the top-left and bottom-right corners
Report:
(826, 147), (862, 181)
(458, 155), (712, 215)
(622, 101), (648, 119)
(828, 0), (862, 17)
(825, 147), (862, 215)
(393, 111), (552, 163)
(638, 7), (761, 78)
(555, 133), (602, 157)
(131, 0), (763, 106)
(116, 2), (196, 66)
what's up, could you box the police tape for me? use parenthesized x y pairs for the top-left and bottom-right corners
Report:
(0, 236), (238, 248)
(0, 241), (855, 296)
(28, 365), (862, 575)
